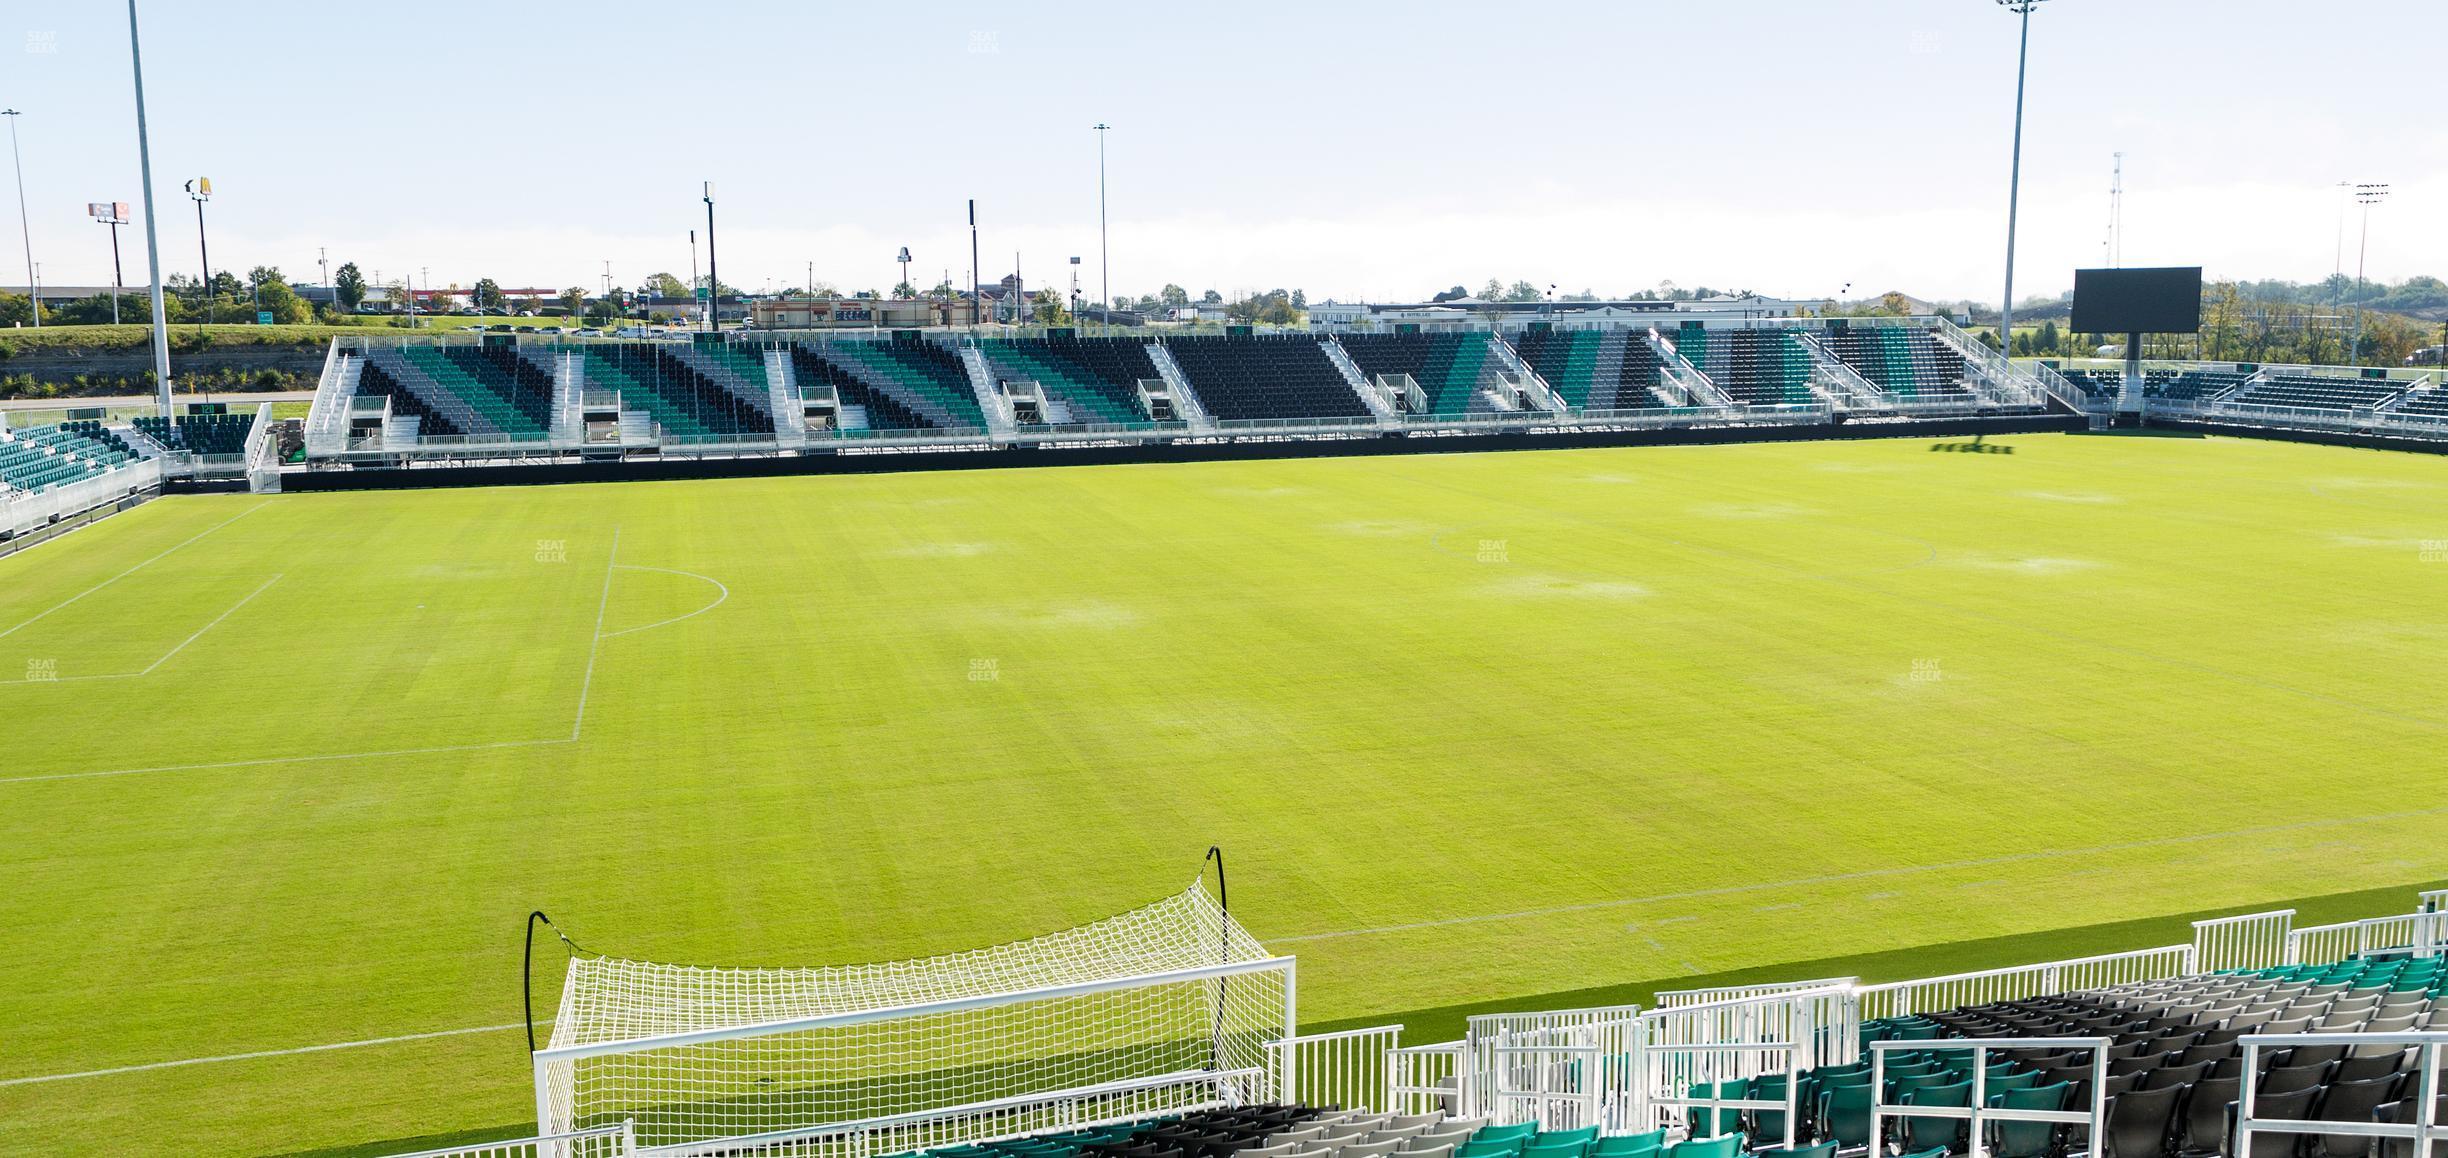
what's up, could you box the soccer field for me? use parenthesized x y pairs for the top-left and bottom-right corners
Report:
(4, 431), (2446, 1156)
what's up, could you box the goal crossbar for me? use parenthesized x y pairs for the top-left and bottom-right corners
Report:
(535, 955), (1297, 1065)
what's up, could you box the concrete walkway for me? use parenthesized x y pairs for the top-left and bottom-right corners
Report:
(0, 391), (314, 412)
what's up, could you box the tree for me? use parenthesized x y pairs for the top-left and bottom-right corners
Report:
(334, 262), (366, 311)
(1430, 285), (1468, 303)
(559, 286), (588, 316)
(641, 271), (689, 299)
(2037, 320), (2061, 356)
(256, 277), (312, 324)
(472, 278), (506, 312)
(1290, 289), (1307, 310)
(1480, 278), (1504, 301)
(1199, 289), (1222, 304)
(893, 281), (917, 299)
(0, 290), (38, 326)
(1160, 284), (1189, 308)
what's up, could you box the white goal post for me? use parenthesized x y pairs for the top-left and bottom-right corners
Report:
(533, 885), (1295, 1155)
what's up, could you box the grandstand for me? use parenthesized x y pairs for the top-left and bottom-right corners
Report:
(1670, 327), (1816, 407)
(1339, 331), (1509, 415)
(1817, 327), (1976, 401)
(978, 335), (1172, 425)
(1165, 334), (1375, 422)
(1510, 327), (1669, 410)
(0, 420), (143, 491)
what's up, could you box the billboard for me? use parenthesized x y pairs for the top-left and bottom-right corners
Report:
(88, 201), (129, 224)
(2071, 266), (2203, 334)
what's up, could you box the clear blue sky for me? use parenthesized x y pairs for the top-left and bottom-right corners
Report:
(6, 1), (2441, 305)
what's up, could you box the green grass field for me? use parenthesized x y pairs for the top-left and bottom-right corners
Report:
(4, 431), (2447, 1157)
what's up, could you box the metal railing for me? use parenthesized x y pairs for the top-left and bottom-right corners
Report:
(1868, 1038), (2110, 1158)
(1856, 943), (2196, 1021)
(1386, 1040), (1465, 1117)
(2193, 910), (2296, 973)
(2237, 1033), (2446, 1158)
(376, 1121), (633, 1158)
(1266, 1024), (1404, 1115)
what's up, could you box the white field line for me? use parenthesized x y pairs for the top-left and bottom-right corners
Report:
(0, 573), (282, 686)
(0, 1020), (543, 1088)
(596, 565), (728, 640)
(12, 803), (2447, 1088)
(569, 527), (622, 741)
(0, 501), (267, 642)
(1, 530), (629, 785)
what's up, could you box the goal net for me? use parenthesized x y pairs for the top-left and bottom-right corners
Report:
(534, 884), (1294, 1155)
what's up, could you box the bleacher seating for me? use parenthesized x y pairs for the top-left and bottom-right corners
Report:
(355, 358), (462, 437)
(981, 336), (1165, 424)
(2057, 369), (2123, 398)
(879, 1106), (1509, 1158)
(133, 412), (254, 454)
(2228, 374), (2405, 413)
(0, 422), (140, 493)
(1338, 331), (1507, 414)
(356, 346), (543, 439)
(1678, 328), (1817, 406)
(788, 346), (934, 432)
(1510, 328), (1667, 409)
(2393, 386), (2448, 420)
(2145, 370), (2251, 401)
(1818, 329), (1974, 400)
(1823, 956), (2446, 1158)
(1163, 335), (1372, 422)
(816, 337), (989, 429)
(584, 344), (774, 439)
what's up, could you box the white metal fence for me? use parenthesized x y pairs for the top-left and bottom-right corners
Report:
(1268, 1025), (1404, 1115)
(2237, 1033), (2446, 1158)
(1867, 1039), (2110, 1158)
(2193, 910), (2296, 973)
(1385, 1040), (1465, 1118)
(1856, 944), (2196, 1022)
(378, 1122), (634, 1158)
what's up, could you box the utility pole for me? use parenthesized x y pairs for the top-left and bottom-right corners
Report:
(968, 199), (981, 329)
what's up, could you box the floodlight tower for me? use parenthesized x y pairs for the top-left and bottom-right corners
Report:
(1093, 123), (1110, 333)
(702, 182), (719, 332)
(2, 109), (34, 327)
(2350, 183), (2388, 364)
(91, 201), (128, 325)
(185, 177), (213, 330)
(1996, 0), (2049, 355)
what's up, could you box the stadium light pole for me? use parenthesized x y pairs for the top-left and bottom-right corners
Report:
(185, 177), (212, 331)
(2350, 183), (2387, 365)
(1996, 0), (2047, 356)
(3, 109), (36, 327)
(125, 1), (173, 411)
(93, 203), (127, 325)
(702, 182), (719, 333)
(1093, 123), (1110, 334)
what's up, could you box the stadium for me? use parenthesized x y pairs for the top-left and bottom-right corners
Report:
(4, 4), (2448, 1158)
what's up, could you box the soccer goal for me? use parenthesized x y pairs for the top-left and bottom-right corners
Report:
(533, 884), (1296, 1156)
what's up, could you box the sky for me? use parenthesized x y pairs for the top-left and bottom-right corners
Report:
(4, 0), (2442, 307)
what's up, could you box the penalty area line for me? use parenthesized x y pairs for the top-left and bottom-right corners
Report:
(0, 501), (269, 643)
